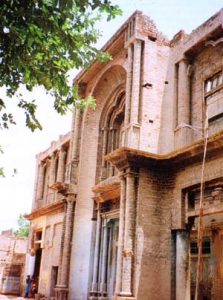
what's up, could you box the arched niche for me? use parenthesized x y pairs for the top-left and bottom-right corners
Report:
(92, 65), (126, 183)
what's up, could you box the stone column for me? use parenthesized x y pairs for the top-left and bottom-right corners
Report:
(115, 175), (126, 295)
(57, 148), (66, 183)
(99, 219), (108, 299)
(36, 162), (45, 200)
(130, 40), (142, 125)
(176, 230), (189, 300)
(178, 59), (190, 126)
(120, 170), (137, 297)
(176, 58), (191, 148)
(90, 204), (102, 298)
(55, 195), (75, 300)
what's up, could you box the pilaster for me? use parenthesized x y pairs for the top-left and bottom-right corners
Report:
(49, 153), (57, 186)
(55, 195), (75, 300)
(176, 230), (190, 300)
(124, 36), (143, 149)
(175, 58), (192, 148)
(67, 108), (82, 184)
(115, 168), (138, 300)
(114, 175), (126, 295)
(57, 148), (66, 183)
(89, 204), (102, 299)
(130, 39), (142, 125)
(36, 162), (45, 201)
(98, 219), (108, 299)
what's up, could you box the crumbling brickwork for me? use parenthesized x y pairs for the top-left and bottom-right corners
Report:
(0, 231), (27, 295)
(28, 8), (223, 300)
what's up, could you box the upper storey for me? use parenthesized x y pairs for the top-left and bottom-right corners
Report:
(31, 9), (223, 204)
(73, 11), (170, 176)
(71, 11), (170, 186)
(33, 132), (71, 211)
(159, 8), (223, 152)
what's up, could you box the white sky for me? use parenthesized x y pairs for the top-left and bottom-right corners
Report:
(0, 0), (222, 232)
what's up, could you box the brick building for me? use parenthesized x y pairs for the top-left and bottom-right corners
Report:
(27, 8), (223, 300)
(0, 230), (28, 295)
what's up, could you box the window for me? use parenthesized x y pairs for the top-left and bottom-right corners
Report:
(204, 71), (223, 123)
(205, 71), (223, 93)
(190, 238), (211, 255)
(98, 91), (125, 181)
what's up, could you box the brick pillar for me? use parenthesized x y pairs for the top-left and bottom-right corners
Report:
(124, 40), (142, 148)
(101, 128), (108, 180)
(36, 162), (45, 200)
(175, 58), (191, 148)
(68, 109), (82, 184)
(178, 59), (190, 126)
(71, 109), (82, 161)
(55, 195), (75, 300)
(99, 219), (108, 299)
(57, 148), (66, 183)
(49, 153), (56, 186)
(115, 174), (126, 295)
(176, 230), (190, 300)
(119, 170), (137, 298)
(124, 45), (133, 126)
(130, 39), (142, 125)
(57, 206), (66, 287)
(89, 204), (102, 299)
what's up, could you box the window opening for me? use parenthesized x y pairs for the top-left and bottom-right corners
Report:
(204, 70), (223, 123)
(190, 237), (211, 255)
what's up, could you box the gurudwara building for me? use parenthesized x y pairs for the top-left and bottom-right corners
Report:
(26, 8), (223, 300)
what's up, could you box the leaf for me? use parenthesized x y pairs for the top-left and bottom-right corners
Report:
(0, 0), (122, 131)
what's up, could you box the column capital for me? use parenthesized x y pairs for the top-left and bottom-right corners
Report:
(177, 55), (189, 64)
(125, 36), (144, 48)
(66, 194), (76, 203)
(123, 167), (139, 178)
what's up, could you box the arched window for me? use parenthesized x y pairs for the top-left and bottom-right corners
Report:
(97, 91), (125, 182)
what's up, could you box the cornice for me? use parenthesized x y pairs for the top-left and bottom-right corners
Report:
(105, 130), (223, 171)
(25, 200), (65, 221)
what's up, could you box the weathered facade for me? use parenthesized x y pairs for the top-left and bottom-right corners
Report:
(27, 8), (223, 300)
(0, 230), (27, 295)
(26, 132), (74, 297)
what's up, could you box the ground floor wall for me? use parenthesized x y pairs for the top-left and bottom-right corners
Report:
(29, 211), (64, 297)
(29, 155), (223, 300)
(134, 168), (173, 300)
(0, 235), (27, 295)
(171, 154), (223, 300)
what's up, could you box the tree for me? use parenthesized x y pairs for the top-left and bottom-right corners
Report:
(14, 214), (30, 237)
(0, 0), (121, 131)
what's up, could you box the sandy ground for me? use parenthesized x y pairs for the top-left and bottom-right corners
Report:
(0, 296), (23, 299)
(0, 296), (34, 300)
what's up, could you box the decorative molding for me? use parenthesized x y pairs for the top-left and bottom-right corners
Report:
(205, 37), (223, 47)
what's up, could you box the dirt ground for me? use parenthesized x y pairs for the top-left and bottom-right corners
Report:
(0, 296), (23, 299)
(0, 296), (34, 300)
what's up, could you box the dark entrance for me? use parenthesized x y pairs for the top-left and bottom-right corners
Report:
(50, 266), (58, 296)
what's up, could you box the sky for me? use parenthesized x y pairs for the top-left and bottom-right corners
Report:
(0, 0), (222, 232)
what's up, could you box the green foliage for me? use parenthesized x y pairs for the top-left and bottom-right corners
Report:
(0, 167), (5, 177)
(14, 214), (29, 237)
(0, 0), (122, 130)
